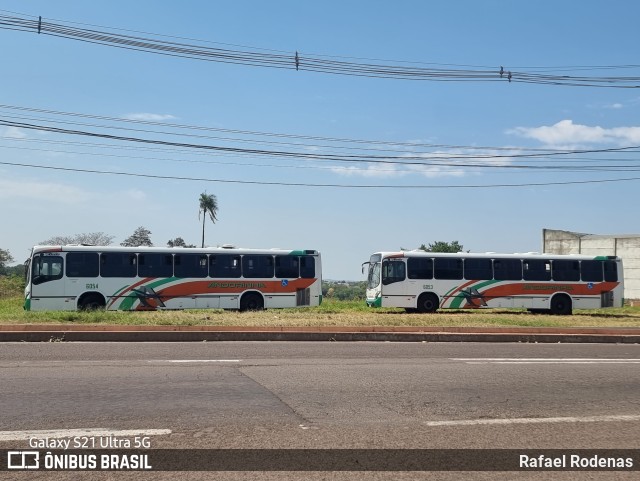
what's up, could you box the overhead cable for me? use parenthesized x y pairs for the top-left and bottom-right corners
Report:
(3, 118), (639, 168)
(2, 11), (640, 88)
(4, 161), (640, 189)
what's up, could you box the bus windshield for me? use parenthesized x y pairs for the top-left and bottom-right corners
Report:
(367, 262), (381, 289)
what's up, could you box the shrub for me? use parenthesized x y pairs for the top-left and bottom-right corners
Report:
(0, 275), (25, 299)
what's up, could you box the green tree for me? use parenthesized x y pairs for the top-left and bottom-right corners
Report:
(419, 241), (465, 253)
(322, 281), (367, 301)
(121, 227), (153, 247)
(0, 248), (14, 275)
(40, 232), (115, 246)
(167, 237), (196, 248)
(198, 192), (219, 248)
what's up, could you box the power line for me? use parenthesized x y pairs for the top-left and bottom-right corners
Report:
(4, 141), (639, 174)
(3, 102), (640, 186)
(4, 160), (640, 189)
(4, 103), (640, 169)
(3, 118), (639, 168)
(0, 103), (562, 153)
(2, 11), (640, 87)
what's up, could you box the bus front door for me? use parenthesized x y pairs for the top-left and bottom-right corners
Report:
(381, 259), (409, 308)
(30, 254), (72, 311)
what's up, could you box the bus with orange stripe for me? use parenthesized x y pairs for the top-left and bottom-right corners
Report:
(363, 251), (623, 315)
(24, 245), (322, 311)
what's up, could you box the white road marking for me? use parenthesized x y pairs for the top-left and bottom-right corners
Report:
(453, 358), (640, 364)
(165, 359), (241, 363)
(0, 428), (171, 442)
(424, 415), (640, 427)
(469, 361), (640, 364)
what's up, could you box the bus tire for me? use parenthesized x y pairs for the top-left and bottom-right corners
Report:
(78, 293), (106, 311)
(550, 294), (572, 315)
(416, 293), (439, 313)
(240, 292), (264, 312)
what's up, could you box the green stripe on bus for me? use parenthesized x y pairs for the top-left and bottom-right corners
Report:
(118, 277), (178, 310)
(449, 280), (499, 308)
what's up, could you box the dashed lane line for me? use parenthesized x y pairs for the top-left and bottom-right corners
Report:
(425, 415), (640, 427)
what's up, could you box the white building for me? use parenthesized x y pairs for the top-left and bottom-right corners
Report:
(542, 229), (640, 302)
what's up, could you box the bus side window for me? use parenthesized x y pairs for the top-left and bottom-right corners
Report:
(580, 260), (604, 282)
(275, 255), (299, 278)
(382, 260), (406, 285)
(174, 254), (208, 278)
(66, 252), (99, 278)
(138, 253), (174, 277)
(210, 254), (242, 278)
(101, 253), (137, 278)
(493, 259), (522, 281)
(434, 258), (463, 280)
(552, 260), (580, 281)
(243, 255), (274, 278)
(407, 257), (433, 279)
(523, 259), (551, 281)
(32, 255), (64, 285)
(464, 258), (492, 280)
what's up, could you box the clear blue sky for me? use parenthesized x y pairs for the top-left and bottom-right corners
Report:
(2, 0), (639, 280)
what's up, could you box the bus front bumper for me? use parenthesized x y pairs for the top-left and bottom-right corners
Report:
(366, 297), (382, 308)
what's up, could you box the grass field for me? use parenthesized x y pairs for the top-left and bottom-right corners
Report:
(1, 296), (640, 328)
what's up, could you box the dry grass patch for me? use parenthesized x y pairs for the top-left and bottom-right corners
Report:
(1, 297), (640, 329)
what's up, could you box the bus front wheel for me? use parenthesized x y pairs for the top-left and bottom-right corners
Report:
(417, 293), (439, 313)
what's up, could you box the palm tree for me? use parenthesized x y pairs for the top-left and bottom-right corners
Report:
(198, 192), (219, 248)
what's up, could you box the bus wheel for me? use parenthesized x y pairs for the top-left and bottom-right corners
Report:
(550, 294), (572, 315)
(78, 293), (106, 311)
(417, 293), (439, 313)
(240, 292), (264, 312)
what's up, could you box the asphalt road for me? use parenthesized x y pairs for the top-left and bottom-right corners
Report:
(1, 342), (639, 480)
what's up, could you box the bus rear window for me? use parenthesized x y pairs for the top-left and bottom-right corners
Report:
(604, 260), (618, 282)
(300, 256), (315, 278)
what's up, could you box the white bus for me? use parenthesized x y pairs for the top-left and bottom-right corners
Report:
(364, 251), (624, 315)
(25, 245), (322, 311)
